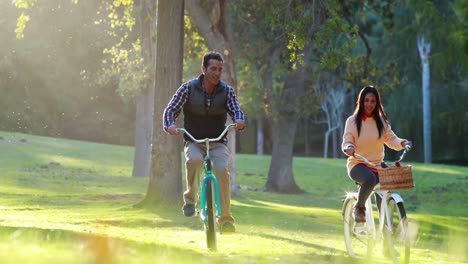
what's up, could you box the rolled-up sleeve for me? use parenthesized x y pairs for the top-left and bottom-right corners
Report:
(162, 83), (189, 131)
(226, 86), (245, 122)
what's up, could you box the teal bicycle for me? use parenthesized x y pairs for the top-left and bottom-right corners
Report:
(177, 123), (236, 250)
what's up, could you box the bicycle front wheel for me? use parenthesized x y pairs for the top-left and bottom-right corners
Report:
(384, 198), (410, 264)
(204, 178), (217, 250)
(343, 195), (372, 258)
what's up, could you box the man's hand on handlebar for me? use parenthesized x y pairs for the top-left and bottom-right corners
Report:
(166, 125), (180, 136)
(235, 120), (245, 131)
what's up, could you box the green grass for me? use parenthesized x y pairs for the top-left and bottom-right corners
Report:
(0, 131), (467, 263)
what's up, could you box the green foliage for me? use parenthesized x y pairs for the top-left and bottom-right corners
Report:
(95, 0), (145, 103)
(236, 59), (265, 117)
(183, 15), (209, 81)
(377, 0), (468, 162)
(183, 15), (208, 61)
(14, 13), (30, 39)
(100, 39), (145, 102)
(453, 0), (468, 60)
(232, 0), (397, 121)
(3, 1), (135, 144)
(97, 0), (135, 30)
(6, 0), (467, 162)
(12, 0), (37, 9)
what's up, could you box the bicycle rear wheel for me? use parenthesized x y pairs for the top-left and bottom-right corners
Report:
(204, 178), (217, 250)
(384, 198), (410, 264)
(343, 195), (372, 258)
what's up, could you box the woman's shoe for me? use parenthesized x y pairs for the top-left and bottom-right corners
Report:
(353, 205), (366, 223)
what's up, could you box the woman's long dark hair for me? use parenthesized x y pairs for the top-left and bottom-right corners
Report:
(353, 85), (389, 138)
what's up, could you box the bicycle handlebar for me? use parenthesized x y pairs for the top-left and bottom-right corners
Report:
(176, 123), (236, 143)
(355, 142), (411, 168)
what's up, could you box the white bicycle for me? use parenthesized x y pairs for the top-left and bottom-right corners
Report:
(342, 147), (413, 264)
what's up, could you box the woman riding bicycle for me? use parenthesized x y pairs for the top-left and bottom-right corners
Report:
(342, 85), (412, 223)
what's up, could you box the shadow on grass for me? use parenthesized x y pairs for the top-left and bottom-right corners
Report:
(256, 231), (347, 254)
(233, 198), (342, 234)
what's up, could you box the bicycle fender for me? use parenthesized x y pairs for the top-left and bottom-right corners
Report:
(390, 193), (404, 203)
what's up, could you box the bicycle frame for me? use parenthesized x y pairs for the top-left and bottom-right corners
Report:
(199, 154), (222, 222)
(177, 123), (236, 224)
(366, 188), (402, 240)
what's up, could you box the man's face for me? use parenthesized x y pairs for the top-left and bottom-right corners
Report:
(202, 59), (223, 87)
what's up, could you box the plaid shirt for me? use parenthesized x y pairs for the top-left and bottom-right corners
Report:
(163, 77), (245, 130)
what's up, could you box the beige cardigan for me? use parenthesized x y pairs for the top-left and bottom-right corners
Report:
(342, 115), (405, 174)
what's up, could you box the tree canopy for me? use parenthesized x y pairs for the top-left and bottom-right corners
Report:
(4, 0), (467, 167)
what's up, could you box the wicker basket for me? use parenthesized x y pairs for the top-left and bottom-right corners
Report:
(378, 165), (414, 191)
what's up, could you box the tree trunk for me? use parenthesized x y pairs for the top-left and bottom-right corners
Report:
(303, 118), (310, 156)
(332, 128), (338, 158)
(140, 0), (184, 206)
(318, 79), (345, 159)
(258, 45), (300, 193)
(256, 117), (264, 155)
(132, 0), (156, 177)
(264, 112), (302, 193)
(418, 36), (432, 163)
(185, 0), (240, 196)
(263, 71), (302, 193)
(132, 85), (154, 177)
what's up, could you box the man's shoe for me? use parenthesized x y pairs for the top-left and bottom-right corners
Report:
(353, 205), (366, 223)
(182, 203), (196, 217)
(220, 222), (235, 234)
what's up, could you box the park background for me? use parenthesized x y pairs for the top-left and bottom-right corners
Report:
(0, 0), (467, 263)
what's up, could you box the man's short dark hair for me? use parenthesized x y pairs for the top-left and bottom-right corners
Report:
(203, 51), (224, 68)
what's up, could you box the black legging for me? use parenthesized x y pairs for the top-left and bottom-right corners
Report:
(349, 164), (382, 207)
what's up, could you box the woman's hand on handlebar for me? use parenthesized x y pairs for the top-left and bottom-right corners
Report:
(344, 146), (355, 157)
(401, 140), (413, 151)
(166, 125), (180, 136)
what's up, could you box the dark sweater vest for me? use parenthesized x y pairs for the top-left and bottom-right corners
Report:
(183, 78), (228, 141)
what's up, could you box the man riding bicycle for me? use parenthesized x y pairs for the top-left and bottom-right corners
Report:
(163, 51), (245, 233)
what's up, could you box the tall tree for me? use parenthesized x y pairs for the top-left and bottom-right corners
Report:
(140, 0), (184, 205)
(233, 0), (363, 192)
(418, 36), (432, 163)
(232, 0), (325, 193)
(132, 0), (157, 177)
(315, 76), (346, 159)
(379, 0), (467, 163)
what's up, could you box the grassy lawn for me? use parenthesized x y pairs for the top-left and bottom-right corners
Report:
(0, 131), (466, 263)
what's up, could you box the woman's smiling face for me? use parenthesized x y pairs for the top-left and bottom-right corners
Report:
(364, 92), (376, 116)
